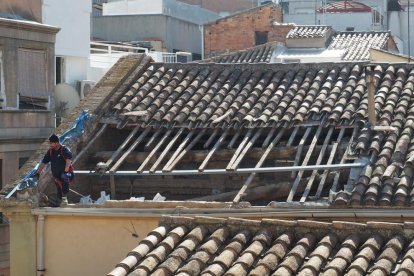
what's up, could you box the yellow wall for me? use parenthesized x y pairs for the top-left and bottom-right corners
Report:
(43, 215), (159, 276)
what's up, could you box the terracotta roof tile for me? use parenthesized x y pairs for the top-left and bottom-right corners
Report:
(109, 217), (414, 276)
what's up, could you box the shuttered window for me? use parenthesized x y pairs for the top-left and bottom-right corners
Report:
(17, 48), (48, 109)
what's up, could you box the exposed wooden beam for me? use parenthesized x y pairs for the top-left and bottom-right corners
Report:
(204, 128), (219, 149)
(315, 127), (345, 198)
(230, 128), (264, 170)
(73, 123), (108, 164)
(262, 127), (276, 148)
(150, 128), (184, 172)
(232, 129), (285, 203)
(144, 127), (163, 150)
(227, 129), (242, 149)
(366, 66), (377, 125)
(226, 129), (253, 170)
(291, 127), (312, 179)
(287, 125), (323, 202)
(162, 130), (195, 171)
(102, 125), (140, 169)
(198, 129), (229, 171)
(109, 128), (151, 172)
(137, 129), (172, 172)
(164, 129), (206, 172)
(300, 126), (334, 202)
(287, 126), (299, 146)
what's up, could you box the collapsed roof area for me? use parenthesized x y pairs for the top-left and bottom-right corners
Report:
(4, 55), (414, 208)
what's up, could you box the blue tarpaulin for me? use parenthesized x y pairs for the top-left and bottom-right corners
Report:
(13, 110), (91, 192)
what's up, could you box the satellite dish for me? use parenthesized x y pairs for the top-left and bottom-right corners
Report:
(54, 83), (80, 118)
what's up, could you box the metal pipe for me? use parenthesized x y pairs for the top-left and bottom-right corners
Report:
(75, 162), (366, 176)
(36, 215), (45, 276)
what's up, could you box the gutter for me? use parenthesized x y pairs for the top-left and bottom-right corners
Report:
(31, 207), (414, 219)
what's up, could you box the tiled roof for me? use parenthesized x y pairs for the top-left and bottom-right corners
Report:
(109, 216), (414, 276)
(286, 25), (332, 39)
(317, 1), (372, 13)
(330, 31), (390, 61)
(203, 42), (279, 63)
(105, 61), (414, 205)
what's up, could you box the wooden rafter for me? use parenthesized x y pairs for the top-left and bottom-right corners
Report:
(291, 127), (312, 179)
(204, 128), (219, 149)
(227, 129), (242, 149)
(287, 124), (323, 202)
(137, 129), (172, 172)
(103, 125), (140, 169)
(226, 129), (253, 170)
(262, 127), (276, 148)
(73, 123), (108, 164)
(233, 128), (285, 203)
(163, 129), (207, 172)
(149, 128), (184, 172)
(315, 127), (346, 198)
(230, 128), (264, 170)
(109, 128), (151, 172)
(300, 126), (334, 202)
(162, 130), (195, 171)
(144, 127), (163, 150)
(198, 129), (229, 171)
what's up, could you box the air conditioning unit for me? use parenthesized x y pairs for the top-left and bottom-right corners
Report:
(76, 80), (95, 99)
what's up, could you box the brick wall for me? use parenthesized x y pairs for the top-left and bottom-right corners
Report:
(177, 0), (257, 14)
(204, 4), (291, 58)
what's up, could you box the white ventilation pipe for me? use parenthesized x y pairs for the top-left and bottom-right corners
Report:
(36, 215), (45, 276)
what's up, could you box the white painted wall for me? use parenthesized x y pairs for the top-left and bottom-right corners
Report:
(388, 10), (414, 56)
(104, 0), (163, 15)
(42, 0), (91, 86)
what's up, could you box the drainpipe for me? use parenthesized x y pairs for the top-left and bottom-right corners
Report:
(37, 215), (45, 276)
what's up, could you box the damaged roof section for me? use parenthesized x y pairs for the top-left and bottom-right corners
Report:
(109, 215), (414, 276)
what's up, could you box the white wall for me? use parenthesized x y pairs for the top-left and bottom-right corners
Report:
(64, 56), (89, 87)
(104, 0), (163, 15)
(389, 10), (414, 56)
(42, 0), (91, 58)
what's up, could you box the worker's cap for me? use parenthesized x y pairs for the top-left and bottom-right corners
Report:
(48, 134), (59, 143)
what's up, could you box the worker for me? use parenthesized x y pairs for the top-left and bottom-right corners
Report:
(36, 134), (74, 206)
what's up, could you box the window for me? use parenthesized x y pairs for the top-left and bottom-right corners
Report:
(255, 31), (268, 46)
(17, 48), (48, 110)
(56, 56), (65, 84)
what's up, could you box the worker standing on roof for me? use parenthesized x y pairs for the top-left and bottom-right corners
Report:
(36, 134), (74, 207)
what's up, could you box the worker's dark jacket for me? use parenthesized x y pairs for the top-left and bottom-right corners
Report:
(41, 145), (73, 179)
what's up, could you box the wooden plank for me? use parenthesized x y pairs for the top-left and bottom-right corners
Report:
(164, 129), (207, 172)
(315, 127), (345, 198)
(149, 128), (184, 172)
(287, 125), (323, 202)
(227, 129), (242, 149)
(287, 126), (299, 146)
(226, 129), (253, 170)
(109, 128), (151, 172)
(331, 127), (356, 193)
(162, 130), (195, 171)
(144, 127), (163, 150)
(204, 128), (219, 149)
(291, 127), (312, 179)
(230, 128), (264, 170)
(262, 127), (276, 148)
(198, 129), (229, 171)
(233, 129), (285, 203)
(104, 125), (140, 169)
(300, 126), (334, 202)
(367, 67), (377, 125)
(136, 129), (172, 172)
(73, 123), (108, 164)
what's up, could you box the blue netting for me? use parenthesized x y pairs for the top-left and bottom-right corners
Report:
(16, 110), (91, 191)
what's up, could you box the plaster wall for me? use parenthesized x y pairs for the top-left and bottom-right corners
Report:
(0, 224), (10, 276)
(43, 215), (159, 276)
(388, 10), (414, 56)
(42, 0), (90, 58)
(62, 56), (89, 87)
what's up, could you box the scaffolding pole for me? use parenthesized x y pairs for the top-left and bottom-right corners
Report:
(75, 162), (366, 176)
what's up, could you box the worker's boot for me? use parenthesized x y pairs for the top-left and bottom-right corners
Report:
(60, 196), (68, 207)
